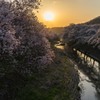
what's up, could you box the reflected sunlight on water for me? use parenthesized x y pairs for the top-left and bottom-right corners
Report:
(54, 44), (64, 50)
(75, 49), (100, 73)
(73, 49), (100, 100)
(79, 70), (100, 100)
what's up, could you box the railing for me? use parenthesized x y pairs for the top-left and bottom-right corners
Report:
(71, 43), (100, 63)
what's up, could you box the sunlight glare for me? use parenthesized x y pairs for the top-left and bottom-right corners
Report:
(43, 12), (55, 21)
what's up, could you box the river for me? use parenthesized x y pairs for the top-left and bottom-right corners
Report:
(79, 69), (100, 100)
(75, 50), (100, 100)
(55, 43), (100, 100)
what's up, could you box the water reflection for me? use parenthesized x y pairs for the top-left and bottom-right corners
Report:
(54, 44), (64, 50)
(78, 69), (100, 100)
(73, 49), (100, 100)
(74, 49), (100, 74)
(55, 45), (100, 100)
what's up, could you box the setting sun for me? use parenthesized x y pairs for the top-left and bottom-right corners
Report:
(1, 0), (100, 100)
(43, 12), (55, 21)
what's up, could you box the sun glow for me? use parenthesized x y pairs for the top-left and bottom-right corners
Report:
(43, 12), (55, 21)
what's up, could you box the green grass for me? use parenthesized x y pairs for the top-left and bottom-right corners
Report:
(16, 43), (79, 100)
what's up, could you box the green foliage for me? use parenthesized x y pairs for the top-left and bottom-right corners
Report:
(15, 43), (79, 100)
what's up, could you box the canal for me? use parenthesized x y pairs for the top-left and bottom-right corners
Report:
(74, 49), (100, 100)
(55, 43), (100, 100)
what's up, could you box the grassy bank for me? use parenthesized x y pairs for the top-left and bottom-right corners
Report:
(16, 42), (80, 100)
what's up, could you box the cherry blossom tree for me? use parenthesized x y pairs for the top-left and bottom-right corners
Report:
(63, 24), (100, 49)
(0, 0), (55, 99)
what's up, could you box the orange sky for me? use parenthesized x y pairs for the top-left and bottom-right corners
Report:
(36, 0), (100, 27)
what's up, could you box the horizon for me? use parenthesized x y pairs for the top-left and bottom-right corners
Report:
(36, 0), (100, 28)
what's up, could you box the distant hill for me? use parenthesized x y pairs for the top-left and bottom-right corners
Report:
(49, 27), (65, 35)
(86, 16), (100, 25)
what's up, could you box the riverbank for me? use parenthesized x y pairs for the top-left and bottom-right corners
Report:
(51, 42), (80, 100)
(66, 49), (100, 100)
(16, 42), (80, 100)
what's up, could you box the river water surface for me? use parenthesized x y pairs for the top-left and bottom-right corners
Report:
(79, 69), (100, 100)
(76, 50), (100, 100)
(55, 44), (100, 100)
